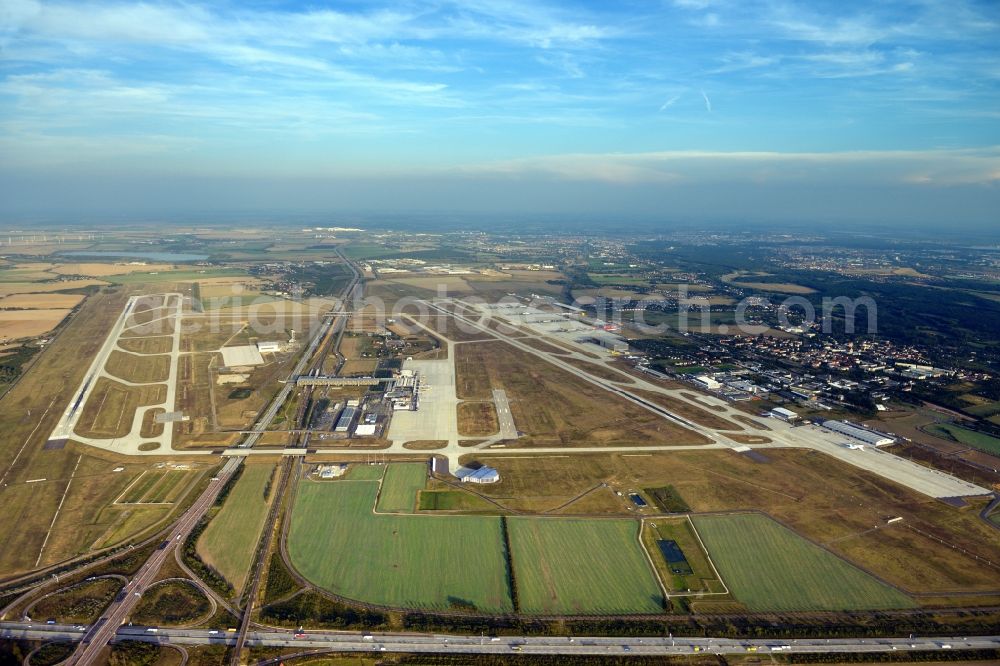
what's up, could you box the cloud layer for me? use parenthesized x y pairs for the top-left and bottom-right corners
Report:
(0, 0), (998, 222)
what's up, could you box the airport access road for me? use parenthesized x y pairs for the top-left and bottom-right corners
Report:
(64, 252), (361, 665)
(4, 623), (999, 658)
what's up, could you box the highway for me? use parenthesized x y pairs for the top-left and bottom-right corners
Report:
(5, 622), (999, 657)
(63, 251), (361, 665)
(63, 461), (241, 665)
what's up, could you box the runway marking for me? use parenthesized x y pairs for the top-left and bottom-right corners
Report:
(0, 396), (57, 489)
(35, 454), (82, 567)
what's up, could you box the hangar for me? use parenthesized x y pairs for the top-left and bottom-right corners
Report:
(456, 465), (500, 484)
(221, 344), (264, 367)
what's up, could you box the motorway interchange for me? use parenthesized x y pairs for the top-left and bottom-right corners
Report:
(18, 253), (997, 665)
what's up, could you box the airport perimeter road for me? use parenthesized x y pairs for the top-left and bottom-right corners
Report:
(5, 623), (999, 657)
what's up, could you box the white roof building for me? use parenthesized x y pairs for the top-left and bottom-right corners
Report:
(822, 420), (896, 446)
(694, 375), (721, 390)
(769, 407), (799, 421)
(220, 345), (264, 367)
(455, 465), (500, 484)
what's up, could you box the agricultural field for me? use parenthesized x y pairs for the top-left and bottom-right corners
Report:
(642, 518), (723, 594)
(375, 462), (426, 513)
(0, 279), (107, 296)
(51, 262), (179, 277)
(926, 422), (1000, 456)
(345, 463), (387, 480)
(288, 478), (513, 613)
(471, 449), (1000, 596)
(0, 293), (85, 309)
(507, 517), (664, 615)
(0, 309), (76, 340)
(692, 514), (915, 612)
(197, 463), (277, 593)
(417, 489), (498, 512)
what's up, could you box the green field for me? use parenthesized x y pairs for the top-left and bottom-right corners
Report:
(105, 268), (248, 284)
(119, 471), (164, 503)
(375, 462), (426, 513)
(289, 479), (513, 612)
(418, 489), (498, 512)
(346, 463), (386, 480)
(507, 518), (664, 615)
(927, 423), (1000, 455)
(693, 514), (915, 612)
(197, 463), (276, 593)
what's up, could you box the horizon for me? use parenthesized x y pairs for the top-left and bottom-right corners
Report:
(1, 0), (999, 226)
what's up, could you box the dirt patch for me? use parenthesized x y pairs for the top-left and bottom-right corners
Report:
(402, 440), (447, 450)
(458, 401), (499, 436)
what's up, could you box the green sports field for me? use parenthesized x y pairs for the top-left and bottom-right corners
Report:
(375, 462), (426, 513)
(197, 463), (276, 593)
(507, 518), (664, 615)
(288, 478), (513, 613)
(692, 514), (915, 612)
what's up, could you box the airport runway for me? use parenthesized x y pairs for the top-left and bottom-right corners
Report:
(437, 299), (990, 500)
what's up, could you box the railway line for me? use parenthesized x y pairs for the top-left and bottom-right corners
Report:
(63, 251), (361, 665)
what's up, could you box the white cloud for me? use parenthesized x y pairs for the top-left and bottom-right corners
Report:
(458, 148), (1000, 186)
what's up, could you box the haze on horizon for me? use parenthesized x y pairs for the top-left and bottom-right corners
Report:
(1, 0), (998, 228)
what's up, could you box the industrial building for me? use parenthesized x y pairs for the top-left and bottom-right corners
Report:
(335, 402), (360, 433)
(594, 334), (629, 354)
(220, 345), (264, 367)
(455, 465), (500, 484)
(769, 407), (799, 421)
(257, 340), (283, 354)
(822, 420), (896, 446)
(693, 375), (721, 391)
(318, 464), (347, 479)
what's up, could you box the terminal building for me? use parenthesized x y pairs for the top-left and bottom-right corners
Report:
(822, 420), (896, 447)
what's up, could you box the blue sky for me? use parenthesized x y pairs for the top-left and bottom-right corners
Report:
(1, 0), (998, 224)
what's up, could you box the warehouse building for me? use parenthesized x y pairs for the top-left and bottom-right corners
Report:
(257, 340), (283, 354)
(334, 404), (359, 432)
(769, 407), (799, 421)
(694, 375), (721, 391)
(822, 420), (896, 447)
